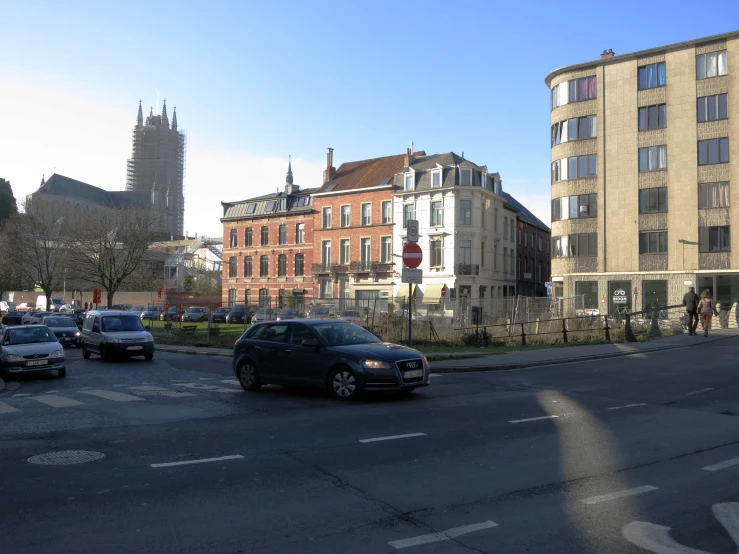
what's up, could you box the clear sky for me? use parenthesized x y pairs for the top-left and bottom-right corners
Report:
(2, 1), (737, 237)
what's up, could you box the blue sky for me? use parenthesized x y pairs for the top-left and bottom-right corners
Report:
(2, 1), (737, 236)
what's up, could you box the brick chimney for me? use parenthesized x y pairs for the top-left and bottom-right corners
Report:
(323, 148), (336, 183)
(600, 48), (615, 59)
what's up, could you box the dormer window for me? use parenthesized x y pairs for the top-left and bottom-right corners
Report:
(265, 201), (276, 212)
(432, 169), (442, 188)
(246, 203), (256, 214)
(460, 168), (472, 186)
(405, 173), (414, 190)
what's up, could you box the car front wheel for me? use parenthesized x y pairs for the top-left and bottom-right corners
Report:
(329, 367), (359, 400)
(237, 361), (262, 391)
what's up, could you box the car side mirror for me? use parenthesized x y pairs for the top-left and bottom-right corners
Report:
(301, 339), (321, 348)
(145, 326), (151, 332)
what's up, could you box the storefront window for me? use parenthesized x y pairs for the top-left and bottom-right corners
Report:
(608, 280), (631, 315)
(642, 280), (667, 318)
(575, 281), (598, 310)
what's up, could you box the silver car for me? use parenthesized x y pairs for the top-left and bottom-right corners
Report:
(0, 325), (66, 377)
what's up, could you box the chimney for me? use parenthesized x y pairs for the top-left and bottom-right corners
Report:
(404, 142), (415, 167)
(323, 148), (335, 183)
(601, 48), (615, 59)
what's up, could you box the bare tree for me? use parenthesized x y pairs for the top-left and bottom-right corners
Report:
(0, 201), (70, 311)
(71, 207), (160, 308)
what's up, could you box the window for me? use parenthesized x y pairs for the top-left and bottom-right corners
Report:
(510, 219), (515, 242)
(503, 216), (508, 239)
(322, 207), (332, 228)
(697, 50), (728, 80)
(229, 229), (237, 248)
(639, 231), (668, 254)
(431, 200), (442, 226)
(245, 290), (251, 305)
(244, 256), (252, 277)
(340, 239), (350, 264)
(698, 138), (730, 165)
(245, 228), (252, 247)
(228, 288), (238, 307)
(553, 155), (597, 182)
(403, 203), (415, 228)
(575, 281), (598, 309)
(321, 240), (331, 267)
(494, 243), (498, 270)
(503, 247), (508, 273)
(381, 201), (392, 224)
(265, 201), (276, 212)
(460, 169), (471, 186)
(360, 238), (370, 267)
(320, 279), (332, 299)
(246, 203), (256, 214)
(294, 254), (304, 276)
(481, 241), (485, 268)
(260, 255), (269, 276)
(551, 115), (597, 145)
(432, 169), (442, 187)
(430, 237), (442, 268)
(228, 257), (237, 278)
(277, 255), (287, 276)
(638, 62), (666, 90)
(699, 182), (730, 208)
(261, 226), (269, 246)
(381, 237), (392, 263)
(700, 226), (731, 252)
(361, 203), (371, 225)
(297, 196), (310, 207)
(568, 76), (596, 102)
(259, 288), (269, 307)
(405, 173), (414, 190)
(459, 240), (472, 265)
(638, 145), (667, 171)
(524, 232), (528, 247)
(552, 233), (598, 257)
(639, 188), (668, 213)
(339, 205), (350, 227)
(494, 208), (499, 232)
(460, 200), (472, 225)
(539, 237), (543, 251)
(638, 104), (667, 131)
(278, 224), (287, 245)
(296, 223), (304, 244)
(279, 198), (286, 211)
(697, 94), (729, 122)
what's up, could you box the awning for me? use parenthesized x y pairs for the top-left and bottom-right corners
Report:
(422, 283), (446, 304)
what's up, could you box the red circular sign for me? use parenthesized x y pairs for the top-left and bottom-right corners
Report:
(402, 242), (423, 269)
(440, 285), (448, 297)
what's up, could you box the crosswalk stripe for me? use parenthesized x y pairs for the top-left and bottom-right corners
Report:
(221, 379), (240, 386)
(81, 390), (145, 402)
(0, 401), (21, 414)
(32, 395), (84, 408)
(171, 383), (241, 393)
(129, 386), (196, 397)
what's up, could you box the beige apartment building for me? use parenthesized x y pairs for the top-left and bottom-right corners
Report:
(546, 30), (739, 315)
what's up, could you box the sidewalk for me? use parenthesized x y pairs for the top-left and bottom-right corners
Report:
(153, 329), (738, 373)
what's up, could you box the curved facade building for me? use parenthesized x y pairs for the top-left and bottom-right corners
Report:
(546, 30), (739, 315)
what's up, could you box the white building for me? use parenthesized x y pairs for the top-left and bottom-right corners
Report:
(391, 152), (516, 315)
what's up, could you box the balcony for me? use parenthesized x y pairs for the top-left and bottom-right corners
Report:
(350, 260), (374, 273)
(331, 263), (351, 275)
(311, 262), (331, 275)
(457, 263), (479, 276)
(371, 261), (394, 273)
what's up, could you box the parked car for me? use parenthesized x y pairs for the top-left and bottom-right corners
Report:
(210, 307), (231, 323)
(130, 305), (146, 315)
(1, 311), (24, 326)
(0, 325), (66, 377)
(160, 306), (181, 321)
(41, 315), (82, 347)
(21, 311), (40, 325)
(140, 306), (162, 321)
(67, 309), (85, 328)
(226, 305), (256, 324)
(36, 295), (64, 312)
(308, 305), (337, 319)
(276, 308), (302, 321)
(28, 312), (52, 325)
(181, 306), (210, 323)
(59, 304), (79, 313)
(339, 309), (364, 324)
(232, 320), (429, 400)
(81, 309), (154, 361)
(15, 303), (36, 312)
(252, 308), (278, 323)
(0, 301), (16, 313)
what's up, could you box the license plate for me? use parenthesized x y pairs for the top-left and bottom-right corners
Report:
(26, 360), (48, 367)
(403, 370), (423, 379)
(127, 346), (143, 350)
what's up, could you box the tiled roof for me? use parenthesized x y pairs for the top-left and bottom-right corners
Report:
(34, 173), (148, 208)
(502, 192), (551, 232)
(316, 152), (426, 193)
(221, 186), (319, 220)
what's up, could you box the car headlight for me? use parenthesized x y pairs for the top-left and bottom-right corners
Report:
(143, 335), (154, 342)
(106, 338), (121, 344)
(50, 350), (64, 358)
(362, 359), (391, 369)
(75, 331), (81, 337)
(422, 355), (429, 368)
(4, 354), (22, 362)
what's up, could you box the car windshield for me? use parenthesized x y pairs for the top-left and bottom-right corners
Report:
(188, 308), (203, 313)
(230, 307), (245, 313)
(216, 308), (230, 313)
(44, 318), (77, 328)
(101, 316), (146, 332)
(313, 308), (329, 315)
(312, 322), (380, 346)
(281, 310), (297, 316)
(3, 326), (58, 345)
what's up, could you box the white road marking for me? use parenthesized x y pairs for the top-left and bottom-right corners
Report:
(128, 386), (196, 397)
(608, 403), (647, 410)
(359, 433), (427, 444)
(0, 401), (21, 414)
(32, 395), (84, 408)
(703, 456), (739, 472)
(582, 485), (657, 505)
(150, 454), (245, 468)
(171, 383), (241, 393)
(12, 393), (32, 397)
(220, 379), (241, 386)
(388, 520), (498, 549)
(81, 390), (145, 402)
(685, 387), (714, 397)
(429, 374), (444, 377)
(508, 415), (559, 424)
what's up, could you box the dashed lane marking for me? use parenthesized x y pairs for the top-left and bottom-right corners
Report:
(608, 403), (647, 410)
(509, 415), (559, 424)
(388, 520), (499, 549)
(150, 454), (245, 468)
(32, 395), (84, 408)
(685, 387), (714, 397)
(359, 433), (428, 444)
(0, 401), (21, 414)
(80, 390), (145, 402)
(128, 386), (196, 398)
(581, 485), (657, 505)
(221, 379), (241, 386)
(703, 456), (739, 472)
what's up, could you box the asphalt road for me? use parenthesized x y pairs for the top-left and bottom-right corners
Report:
(3, 337), (739, 553)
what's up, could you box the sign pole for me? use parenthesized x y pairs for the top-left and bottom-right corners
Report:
(408, 283), (412, 346)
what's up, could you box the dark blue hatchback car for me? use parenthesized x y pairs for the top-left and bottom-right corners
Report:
(232, 320), (429, 400)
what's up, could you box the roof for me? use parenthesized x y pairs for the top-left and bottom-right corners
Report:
(394, 152), (500, 195)
(545, 29), (739, 86)
(502, 192), (550, 232)
(315, 152), (425, 194)
(34, 174), (149, 208)
(221, 186), (319, 221)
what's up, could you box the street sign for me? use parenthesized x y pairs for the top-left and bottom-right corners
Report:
(441, 285), (448, 297)
(402, 242), (423, 268)
(402, 268), (423, 284)
(545, 281), (553, 287)
(406, 219), (419, 243)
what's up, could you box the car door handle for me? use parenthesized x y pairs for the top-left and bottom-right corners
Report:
(254, 346), (261, 351)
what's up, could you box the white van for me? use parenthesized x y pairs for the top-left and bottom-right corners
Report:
(81, 309), (155, 361)
(36, 296), (64, 312)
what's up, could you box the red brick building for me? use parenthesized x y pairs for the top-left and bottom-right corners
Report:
(220, 162), (317, 310)
(311, 149), (423, 311)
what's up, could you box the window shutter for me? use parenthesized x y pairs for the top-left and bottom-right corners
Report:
(699, 227), (709, 253)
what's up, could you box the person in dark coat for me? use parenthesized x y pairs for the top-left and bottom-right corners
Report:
(682, 286), (700, 335)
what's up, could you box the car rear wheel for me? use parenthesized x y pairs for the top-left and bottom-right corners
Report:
(329, 367), (359, 400)
(237, 361), (261, 391)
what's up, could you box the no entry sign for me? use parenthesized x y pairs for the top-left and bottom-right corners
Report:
(402, 242), (423, 269)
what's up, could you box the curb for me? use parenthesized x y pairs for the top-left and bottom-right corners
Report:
(155, 346), (231, 358)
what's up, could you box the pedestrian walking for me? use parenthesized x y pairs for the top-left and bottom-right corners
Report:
(682, 286), (700, 335)
(697, 289), (718, 337)
(84, 301), (88, 312)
